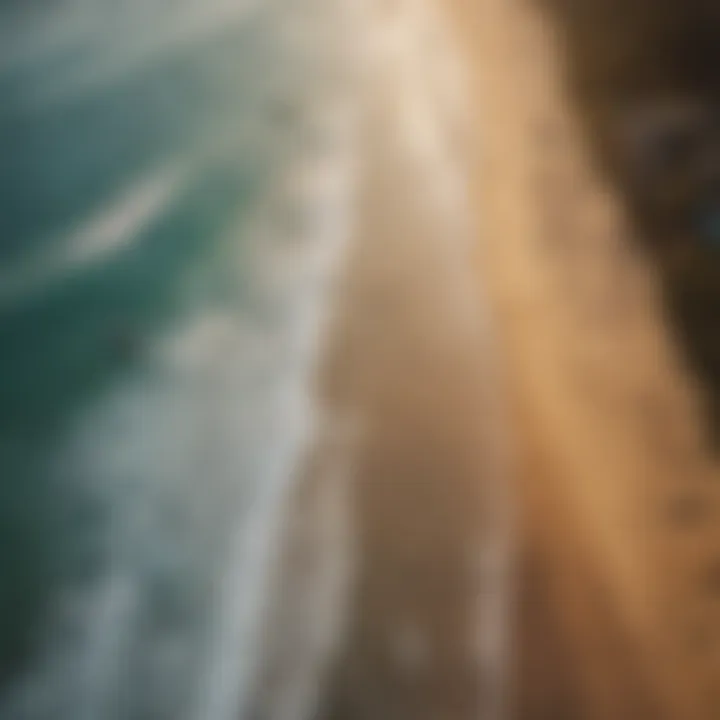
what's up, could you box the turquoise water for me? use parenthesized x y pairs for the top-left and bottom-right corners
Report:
(0, 1), (357, 717)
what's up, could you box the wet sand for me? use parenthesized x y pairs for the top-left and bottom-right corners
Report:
(315, 22), (512, 720)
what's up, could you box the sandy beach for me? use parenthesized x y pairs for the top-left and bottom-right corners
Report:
(250, 0), (720, 718)
(1, 0), (719, 718)
(444, 0), (720, 716)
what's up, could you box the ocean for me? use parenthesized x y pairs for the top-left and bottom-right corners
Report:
(0, 0), (361, 717)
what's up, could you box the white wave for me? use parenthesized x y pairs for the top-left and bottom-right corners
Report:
(249, 410), (361, 720)
(65, 167), (185, 265)
(0, 3), (363, 718)
(190, 93), (361, 720)
(0, 165), (187, 308)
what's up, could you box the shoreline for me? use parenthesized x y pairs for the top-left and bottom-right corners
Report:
(259, 0), (720, 718)
(253, 1), (515, 718)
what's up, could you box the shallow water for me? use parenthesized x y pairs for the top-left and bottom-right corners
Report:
(0, 1), (360, 717)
